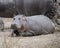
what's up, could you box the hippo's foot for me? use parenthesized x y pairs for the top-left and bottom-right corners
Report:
(21, 31), (35, 37)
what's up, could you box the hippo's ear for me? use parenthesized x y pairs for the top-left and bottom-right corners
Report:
(21, 15), (25, 17)
(22, 17), (27, 21)
(16, 15), (25, 18)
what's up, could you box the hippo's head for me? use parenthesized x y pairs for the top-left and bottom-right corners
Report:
(11, 15), (27, 32)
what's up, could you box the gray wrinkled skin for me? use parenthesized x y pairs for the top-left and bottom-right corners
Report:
(11, 15), (55, 37)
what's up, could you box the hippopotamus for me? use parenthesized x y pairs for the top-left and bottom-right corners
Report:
(15, 0), (56, 19)
(10, 15), (55, 37)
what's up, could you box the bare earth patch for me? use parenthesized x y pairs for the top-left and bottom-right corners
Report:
(0, 31), (60, 48)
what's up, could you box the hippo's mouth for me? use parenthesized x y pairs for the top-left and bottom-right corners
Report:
(13, 30), (20, 36)
(11, 25), (17, 29)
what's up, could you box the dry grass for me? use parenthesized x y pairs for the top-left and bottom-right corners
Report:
(0, 18), (60, 48)
(0, 31), (60, 48)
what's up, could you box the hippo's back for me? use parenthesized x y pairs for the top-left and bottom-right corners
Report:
(26, 15), (55, 33)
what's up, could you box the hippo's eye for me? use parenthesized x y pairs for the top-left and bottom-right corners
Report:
(13, 18), (15, 20)
(18, 18), (20, 20)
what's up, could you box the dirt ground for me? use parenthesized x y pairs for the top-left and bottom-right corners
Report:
(0, 18), (60, 48)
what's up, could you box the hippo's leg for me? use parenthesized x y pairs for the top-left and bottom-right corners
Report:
(14, 30), (20, 37)
(11, 30), (20, 37)
(10, 29), (16, 37)
(11, 31), (15, 37)
(21, 30), (35, 36)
